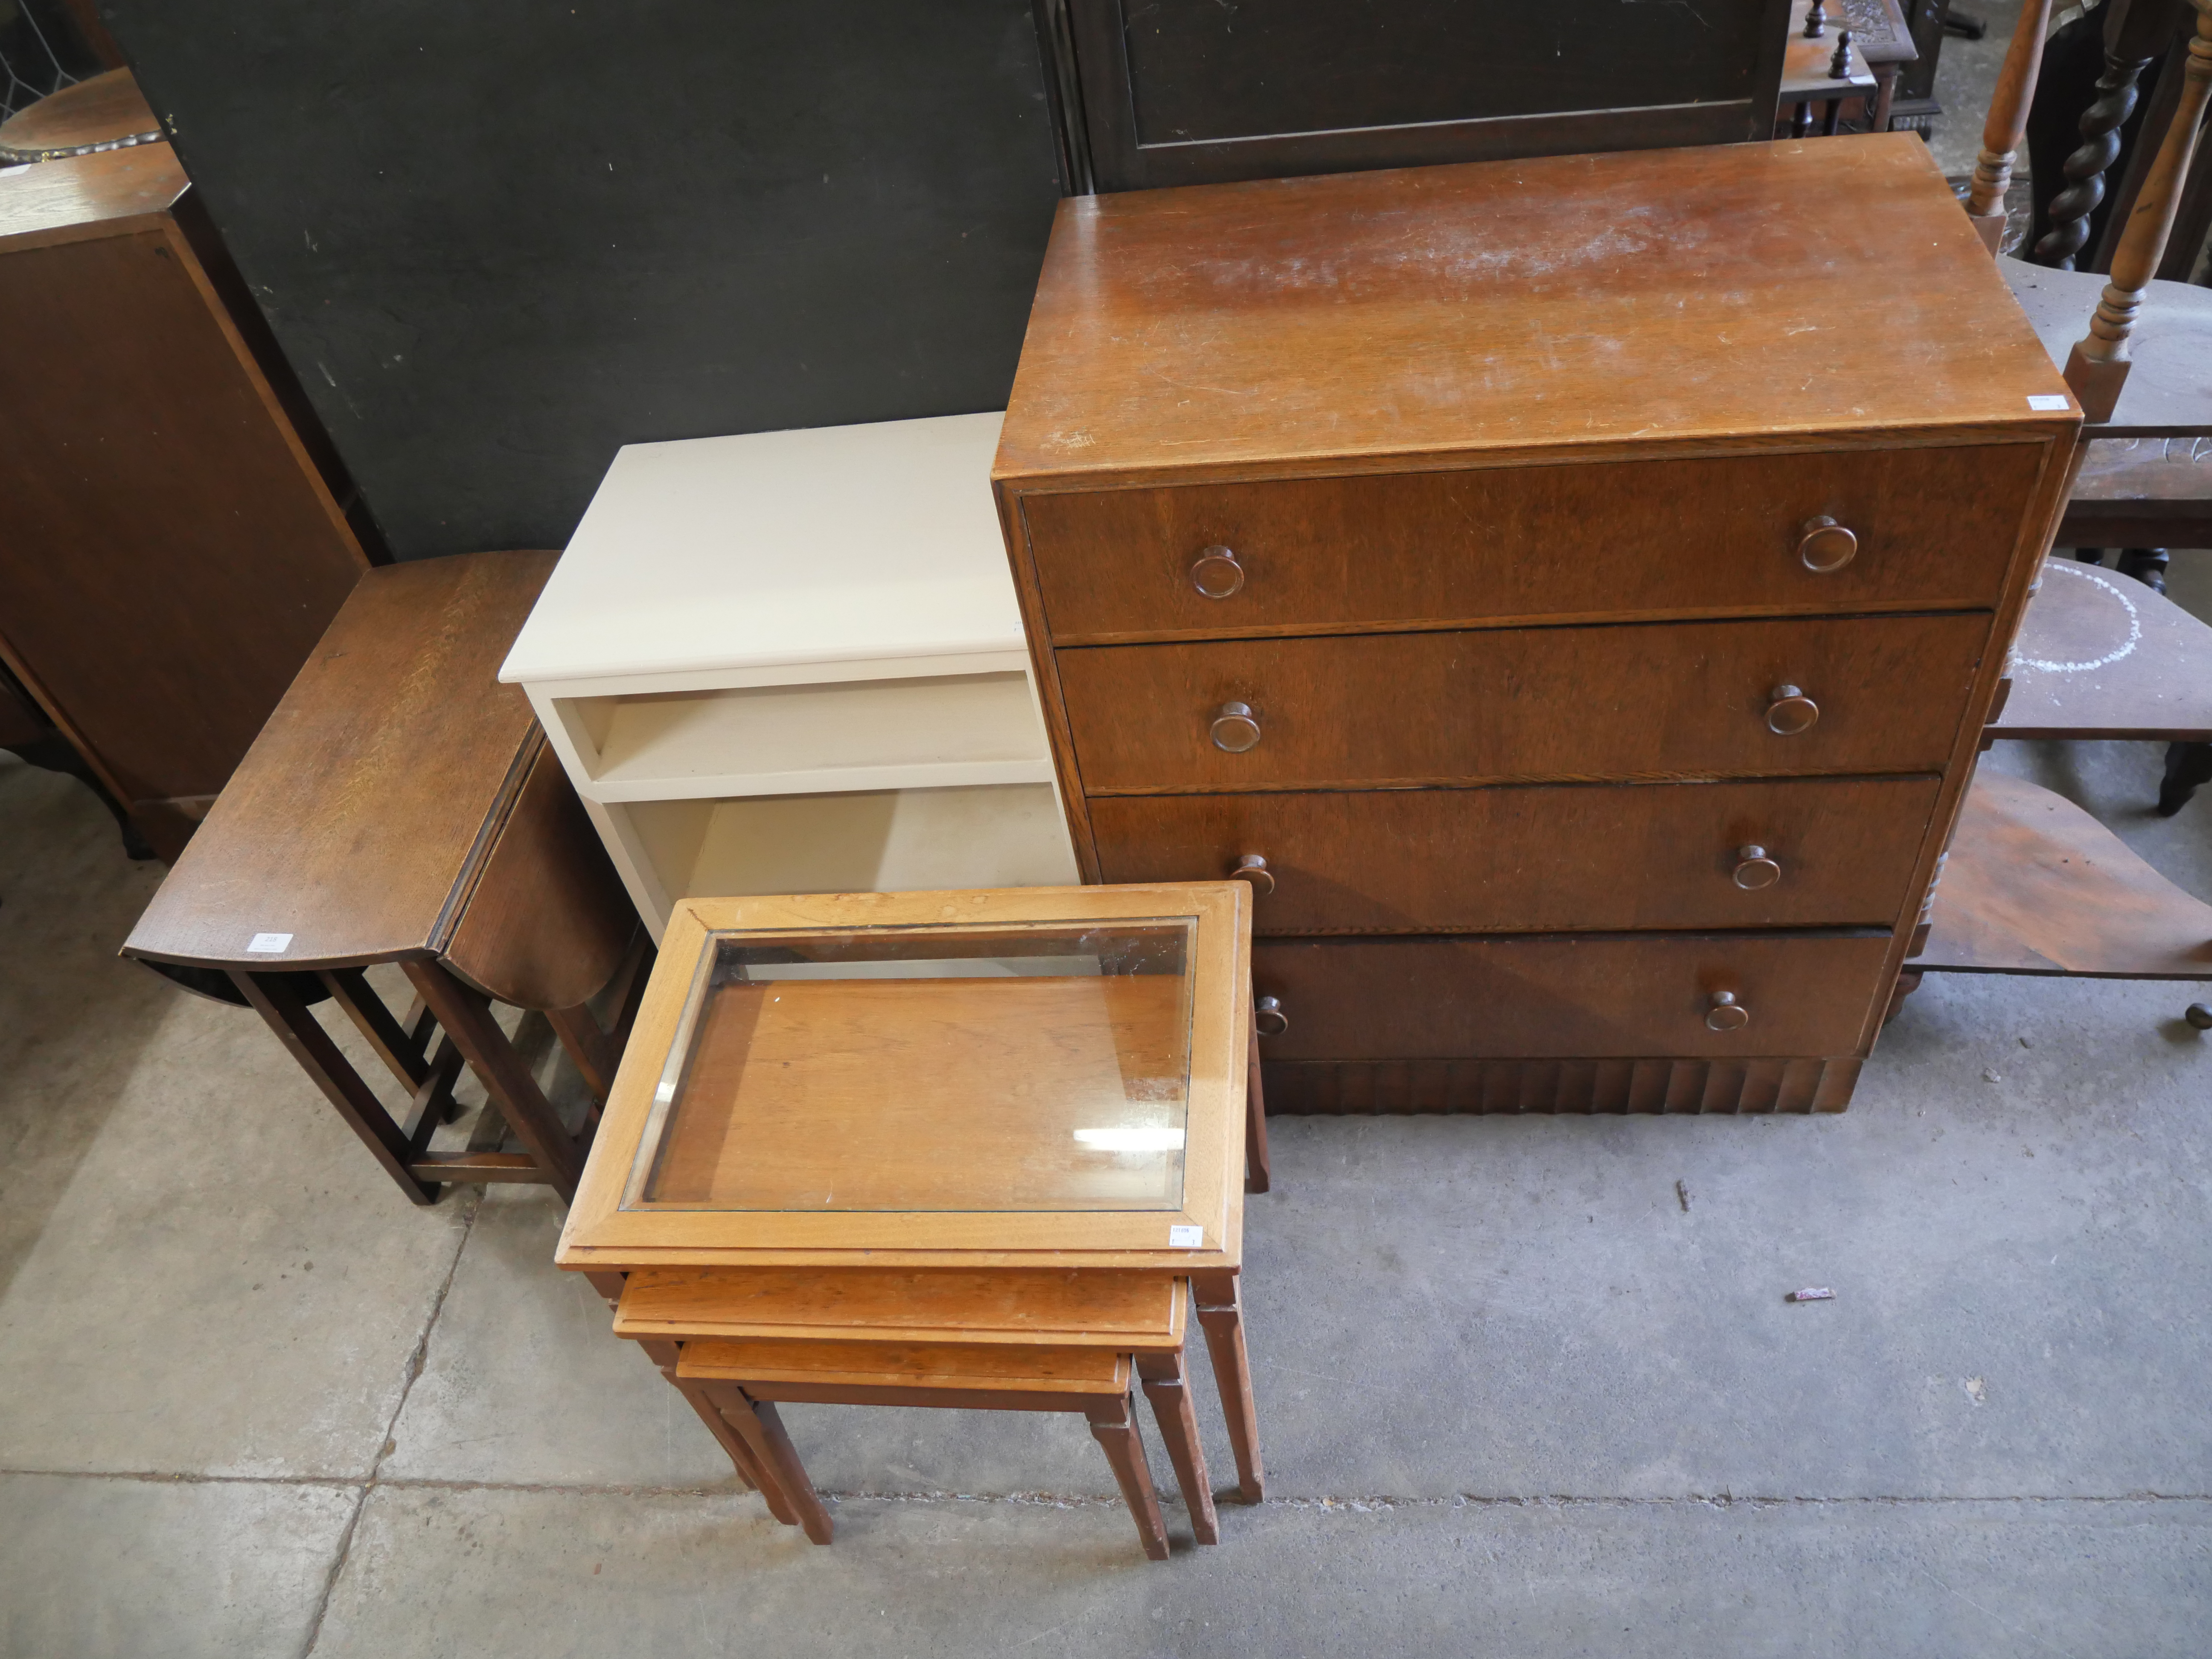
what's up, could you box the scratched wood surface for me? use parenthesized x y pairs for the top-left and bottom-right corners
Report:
(996, 135), (2071, 486)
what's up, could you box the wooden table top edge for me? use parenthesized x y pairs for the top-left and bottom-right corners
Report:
(989, 416), (2081, 493)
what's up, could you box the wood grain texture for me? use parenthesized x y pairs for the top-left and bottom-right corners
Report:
(1251, 932), (1895, 1059)
(1022, 444), (2039, 644)
(993, 135), (2070, 488)
(2058, 435), (2212, 544)
(1912, 767), (2212, 977)
(123, 552), (556, 971)
(1262, 1055), (1862, 1114)
(677, 1338), (1133, 1393)
(557, 882), (1252, 1268)
(1090, 776), (1944, 934)
(1059, 614), (1991, 794)
(642, 975), (1190, 1211)
(0, 147), (367, 821)
(0, 68), (160, 163)
(616, 1268), (1182, 1348)
(442, 738), (634, 1010)
(0, 141), (183, 249)
(1991, 556), (2212, 740)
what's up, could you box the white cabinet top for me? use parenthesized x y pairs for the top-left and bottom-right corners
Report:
(501, 412), (1023, 687)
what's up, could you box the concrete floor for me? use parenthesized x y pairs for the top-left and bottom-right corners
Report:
(4, 550), (2212, 1655)
(6, 18), (2209, 1646)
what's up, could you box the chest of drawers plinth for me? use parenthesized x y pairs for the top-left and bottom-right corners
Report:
(992, 136), (2079, 1114)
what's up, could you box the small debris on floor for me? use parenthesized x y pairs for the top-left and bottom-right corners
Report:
(1675, 1179), (1691, 1213)
(1963, 1376), (1987, 1405)
(1787, 1287), (1836, 1303)
(1983, 1068), (2002, 1083)
(2018, 1035), (2033, 1048)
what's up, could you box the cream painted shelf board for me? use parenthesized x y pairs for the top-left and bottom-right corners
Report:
(578, 672), (1052, 803)
(613, 786), (1079, 935)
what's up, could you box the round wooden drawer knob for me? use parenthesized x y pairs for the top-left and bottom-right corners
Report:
(1211, 701), (1263, 752)
(1765, 684), (1819, 736)
(1732, 844), (1782, 889)
(1705, 990), (1750, 1032)
(1798, 516), (1858, 573)
(1191, 545), (1245, 599)
(1230, 853), (1275, 896)
(1255, 995), (1289, 1036)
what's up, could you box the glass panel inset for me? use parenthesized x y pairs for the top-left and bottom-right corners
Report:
(622, 921), (1193, 1212)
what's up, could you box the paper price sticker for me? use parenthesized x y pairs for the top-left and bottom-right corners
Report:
(1169, 1225), (1204, 1248)
(2026, 394), (2070, 411)
(246, 932), (294, 953)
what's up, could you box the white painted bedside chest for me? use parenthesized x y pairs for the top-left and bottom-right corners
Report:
(501, 413), (1077, 937)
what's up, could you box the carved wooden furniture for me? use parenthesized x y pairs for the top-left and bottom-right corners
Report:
(1779, 2), (1885, 137)
(0, 142), (373, 860)
(616, 1270), (1218, 1557)
(0, 66), (158, 162)
(499, 416), (1078, 940)
(1035, 0), (1791, 193)
(122, 552), (644, 1205)
(555, 882), (1266, 1507)
(993, 137), (2077, 1115)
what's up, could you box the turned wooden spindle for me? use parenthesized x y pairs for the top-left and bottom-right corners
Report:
(2065, 0), (2212, 421)
(1804, 0), (1827, 38)
(2035, 0), (2191, 269)
(1967, 0), (2059, 253)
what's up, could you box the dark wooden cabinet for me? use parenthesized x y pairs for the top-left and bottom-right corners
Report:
(0, 143), (371, 857)
(993, 136), (2078, 1113)
(1040, 0), (1793, 191)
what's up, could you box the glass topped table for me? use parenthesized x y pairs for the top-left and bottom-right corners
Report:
(559, 882), (1266, 1505)
(560, 883), (1253, 1266)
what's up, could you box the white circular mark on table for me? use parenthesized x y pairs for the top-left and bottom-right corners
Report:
(2015, 559), (2142, 673)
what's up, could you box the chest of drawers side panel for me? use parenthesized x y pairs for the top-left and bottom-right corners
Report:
(1848, 429), (2082, 1060)
(992, 476), (1106, 881)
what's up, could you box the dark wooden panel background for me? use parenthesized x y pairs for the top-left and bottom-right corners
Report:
(98, 0), (1064, 558)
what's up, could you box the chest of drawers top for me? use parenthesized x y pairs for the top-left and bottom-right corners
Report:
(994, 134), (2071, 492)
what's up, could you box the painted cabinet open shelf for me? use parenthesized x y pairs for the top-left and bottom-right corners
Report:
(503, 415), (1077, 936)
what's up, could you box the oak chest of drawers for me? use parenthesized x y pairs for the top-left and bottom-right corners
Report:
(991, 135), (2079, 1114)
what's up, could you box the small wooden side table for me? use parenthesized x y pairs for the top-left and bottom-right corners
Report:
(557, 882), (1267, 1505)
(124, 552), (643, 1205)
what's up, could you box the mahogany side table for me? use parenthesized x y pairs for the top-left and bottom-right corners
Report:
(557, 882), (1266, 1504)
(124, 551), (644, 1204)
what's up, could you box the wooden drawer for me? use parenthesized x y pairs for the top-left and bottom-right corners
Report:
(1058, 613), (1989, 793)
(1090, 775), (1942, 934)
(1020, 446), (2040, 643)
(1251, 932), (1895, 1060)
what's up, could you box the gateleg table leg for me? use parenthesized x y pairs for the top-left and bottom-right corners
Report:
(405, 959), (584, 1200)
(233, 969), (439, 1206)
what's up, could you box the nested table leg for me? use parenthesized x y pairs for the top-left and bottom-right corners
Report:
(1190, 1269), (1264, 1503)
(1084, 1391), (1171, 1561)
(232, 970), (440, 1206)
(1136, 1348), (1219, 1545)
(405, 959), (585, 1200)
(698, 1384), (834, 1544)
(627, 1338), (789, 1512)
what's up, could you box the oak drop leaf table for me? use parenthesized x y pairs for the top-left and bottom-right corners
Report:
(122, 551), (644, 1204)
(556, 882), (1268, 1537)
